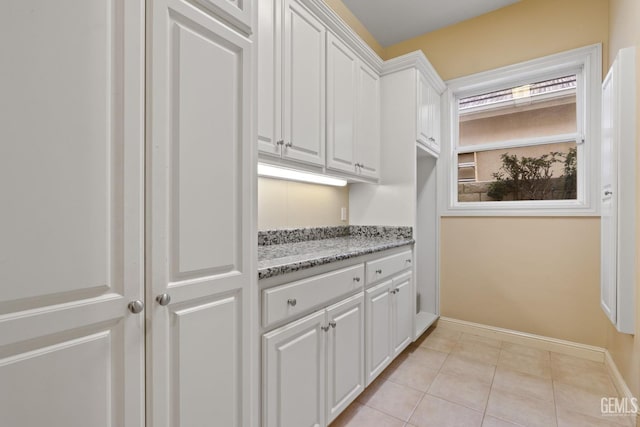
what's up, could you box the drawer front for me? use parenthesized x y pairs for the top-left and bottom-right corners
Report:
(366, 250), (412, 285)
(263, 264), (365, 327)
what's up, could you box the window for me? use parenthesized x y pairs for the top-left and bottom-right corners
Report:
(442, 45), (601, 215)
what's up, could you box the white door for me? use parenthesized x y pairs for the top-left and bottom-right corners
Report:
(365, 280), (392, 385)
(392, 273), (413, 357)
(147, 1), (255, 426)
(0, 1), (144, 426)
(356, 61), (381, 179)
(326, 33), (358, 174)
(600, 68), (617, 324)
(326, 293), (365, 423)
(282, 0), (326, 166)
(257, 0), (283, 157)
(263, 310), (326, 427)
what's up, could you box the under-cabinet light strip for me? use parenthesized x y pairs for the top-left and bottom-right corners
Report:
(257, 163), (347, 187)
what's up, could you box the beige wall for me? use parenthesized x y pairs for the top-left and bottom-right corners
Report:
(441, 217), (606, 346)
(381, 0), (611, 347)
(607, 0), (640, 400)
(383, 0), (610, 80)
(323, 0), (385, 57)
(258, 178), (349, 229)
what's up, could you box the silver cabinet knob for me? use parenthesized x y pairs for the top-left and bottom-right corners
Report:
(395, 287), (400, 293)
(284, 142), (293, 148)
(156, 294), (171, 306)
(353, 277), (361, 282)
(287, 298), (297, 307)
(406, 259), (412, 263)
(276, 140), (284, 146)
(375, 269), (382, 274)
(428, 137), (435, 142)
(604, 191), (613, 196)
(128, 300), (144, 314)
(321, 325), (330, 332)
(329, 321), (337, 328)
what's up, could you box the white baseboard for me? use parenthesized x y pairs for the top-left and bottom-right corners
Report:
(436, 316), (605, 362)
(604, 350), (639, 425)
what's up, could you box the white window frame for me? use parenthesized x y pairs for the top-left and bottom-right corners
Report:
(440, 44), (602, 216)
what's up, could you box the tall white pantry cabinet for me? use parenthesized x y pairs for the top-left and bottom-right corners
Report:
(1, 0), (257, 426)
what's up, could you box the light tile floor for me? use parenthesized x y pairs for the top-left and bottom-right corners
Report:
(331, 326), (637, 427)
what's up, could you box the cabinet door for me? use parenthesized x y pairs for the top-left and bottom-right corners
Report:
(428, 85), (441, 154)
(600, 68), (617, 324)
(282, 0), (326, 166)
(326, 33), (358, 174)
(263, 310), (326, 427)
(355, 61), (381, 179)
(392, 273), (413, 357)
(416, 72), (430, 146)
(147, 1), (255, 426)
(0, 2), (145, 426)
(257, 0), (282, 157)
(365, 280), (393, 385)
(326, 293), (365, 423)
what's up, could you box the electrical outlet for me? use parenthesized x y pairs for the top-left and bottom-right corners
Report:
(340, 207), (347, 222)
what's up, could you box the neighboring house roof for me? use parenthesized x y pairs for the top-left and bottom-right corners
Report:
(459, 75), (577, 110)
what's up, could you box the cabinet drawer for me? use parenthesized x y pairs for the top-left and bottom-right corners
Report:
(366, 250), (412, 285)
(263, 264), (365, 327)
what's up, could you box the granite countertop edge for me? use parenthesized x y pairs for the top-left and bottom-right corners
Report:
(257, 237), (414, 280)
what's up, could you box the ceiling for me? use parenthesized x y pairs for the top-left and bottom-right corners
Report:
(341, 0), (521, 47)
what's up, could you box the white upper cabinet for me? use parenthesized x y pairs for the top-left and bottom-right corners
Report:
(355, 61), (381, 179)
(258, 0), (326, 167)
(326, 33), (380, 179)
(601, 47), (636, 335)
(417, 72), (442, 156)
(326, 33), (358, 174)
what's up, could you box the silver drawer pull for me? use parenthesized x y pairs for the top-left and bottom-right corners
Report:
(353, 277), (361, 282)
(287, 298), (297, 307)
(375, 269), (383, 274)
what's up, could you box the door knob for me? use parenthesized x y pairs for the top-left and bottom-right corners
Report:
(128, 300), (144, 314)
(156, 294), (171, 306)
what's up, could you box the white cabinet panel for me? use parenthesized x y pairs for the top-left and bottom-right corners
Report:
(147, 1), (254, 426)
(416, 72), (441, 157)
(174, 293), (242, 426)
(392, 273), (413, 357)
(0, 1), (145, 426)
(257, 0), (282, 157)
(326, 33), (358, 174)
(365, 280), (392, 385)
(189, 0), (252, 33)
(355, 62), (381, 179)
(263, 310), (326, 427)
(326, 293), (365, 423)
(282, 0), (326, 166)
(173, 22), (240, 275)
(1, 332), (112, 427)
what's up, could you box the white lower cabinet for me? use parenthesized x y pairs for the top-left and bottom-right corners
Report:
(263, 292), (365, 427)
(365, 271), (413, 385)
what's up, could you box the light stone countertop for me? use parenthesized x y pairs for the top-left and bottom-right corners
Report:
(258, 226), (414, 280)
